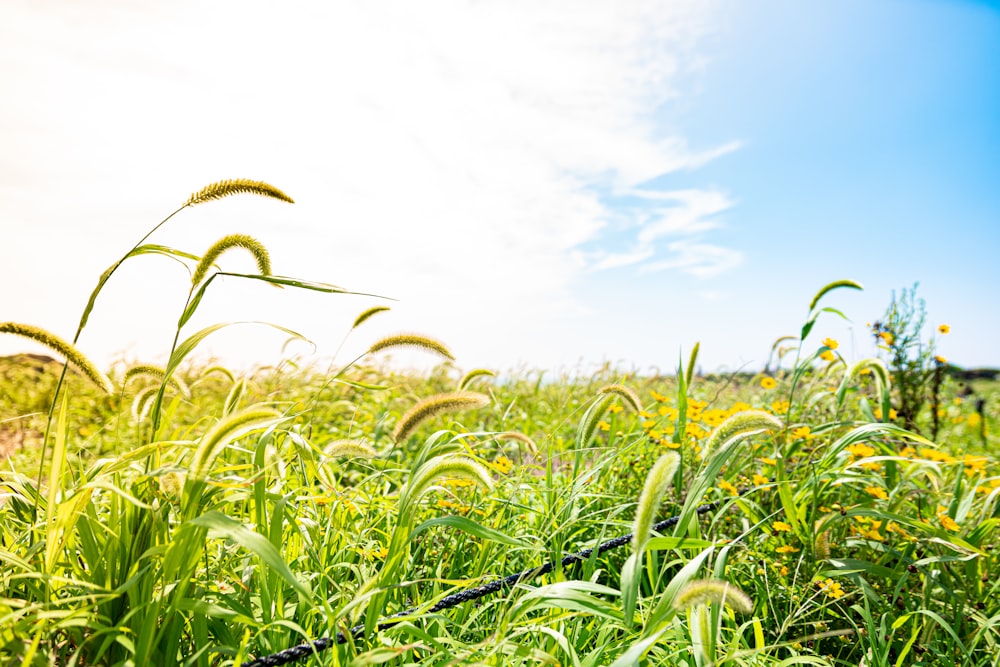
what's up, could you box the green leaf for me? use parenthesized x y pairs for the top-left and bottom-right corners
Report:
(410, 515), (526, 547)
(189, 511), (312, 601)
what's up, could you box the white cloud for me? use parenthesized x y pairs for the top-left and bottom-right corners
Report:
(640, 239), (743, 278)
(0, 0), (737, 371)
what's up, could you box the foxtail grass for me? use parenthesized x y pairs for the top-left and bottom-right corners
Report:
(192, 234), (272, 286)
(367, 333), (454, 361)
(352, 306), (391, 330)
(392, 391), (491, 442)
(673, 579), (754, 614)
(0, 322), (113, 394)
(598, 383), (643, 413)
(323, 439), (377, 459)
(184, 179), (295, 207)
(459, 368), (496, 391)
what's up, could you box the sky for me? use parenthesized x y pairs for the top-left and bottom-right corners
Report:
(1, 0), (998, 378)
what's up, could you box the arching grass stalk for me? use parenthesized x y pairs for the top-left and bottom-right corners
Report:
(785, 279), (863, 428)
(33, 180), (293, 527)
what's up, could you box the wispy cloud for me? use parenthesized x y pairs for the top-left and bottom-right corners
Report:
(587, 187), (742, 277)
(0, 0), (737, 369)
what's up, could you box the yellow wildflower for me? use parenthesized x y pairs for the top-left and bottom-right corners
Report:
(718, 479), (740, 496)
(879, 331), (894, 345)
(492, 455), (514, 475)
(864, 486), (888, 500)
(752, 473), (770, 486)
(791, 425), (813, 439)
(760, 377), (777, 390)
(597, 420), (611, 432)
(776, 545), (799, 554)
(650, 390), (669, 403)
(817, 578), (846, 599)
(772, 521), (792, 532)
(938, 324), (950, 334)
(822, 337), (839, 350)
(760, 457), (777, 466)
(934, 355), (947, 364)
(936, 506), (959, 532)
(770, 400), (790, 415)
(608, 403), (624, 414)
(846, 442), (876, 458)
(820, 350), (835, 362)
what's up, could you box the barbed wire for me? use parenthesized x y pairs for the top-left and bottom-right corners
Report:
(241, 493), (736, 667)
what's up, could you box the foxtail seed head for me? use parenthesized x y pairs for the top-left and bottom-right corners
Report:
(393, 391), (491, 443)
(703, 410), (783, 458)
(367, 333), (454, 361)
(459, 368), (496, 391)
(192, 234), (272, 286)
(189, 407), (282, 479)
(495, 431), (538, 455)
(808, 279), (863, 312)
(674, 579), (754, 614)
(401, 454), (493, 511)
(632, 452), (680, 551)
(184, 179), (294, 207)
(122, 364), (191, 397)
(323, 439), (377, 459)
(0, 322), (113, 393)
(352, 306), (391, 330)
(598, 383), (643, 413)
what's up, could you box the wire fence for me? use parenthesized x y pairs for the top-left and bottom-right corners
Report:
(241, 494), (733, 667)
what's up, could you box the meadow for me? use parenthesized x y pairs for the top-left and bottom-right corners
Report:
(1, 181), (998, 667)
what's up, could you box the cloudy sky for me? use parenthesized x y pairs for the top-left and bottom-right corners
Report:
(2, 0), (998, 376)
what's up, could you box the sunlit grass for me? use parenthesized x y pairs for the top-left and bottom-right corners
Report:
(1, 183), (998, 666)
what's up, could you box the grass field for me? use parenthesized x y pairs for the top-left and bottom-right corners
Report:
(2, 182), (998, 666)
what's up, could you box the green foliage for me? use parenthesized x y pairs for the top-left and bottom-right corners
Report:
(1, 196), (997, 667)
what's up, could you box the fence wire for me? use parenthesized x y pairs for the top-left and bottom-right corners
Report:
(241, 494), (734, 667)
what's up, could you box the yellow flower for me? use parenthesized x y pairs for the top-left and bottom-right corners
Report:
(770, 400), (790, 415)
(772, 521), (792, 532)
(934, 355), (947, 364)
(608, 403), (624, 414)
(846, 442), (876, 458)
(718, 479), (740, 496)
(873, 408), (898, 421)
(936, 506), (960, 532)
(597, 420), (611, 432)
(776, 545), (799, 554)
(819, 350), (835, 362)
(492, 455), (514, 475)
(817, 578), (846, 600)
(938, 324), (950, 334)
(879, 331), (895, 345)
(752, 473), (770, 486)
(760, 377), (777, 390)
(864, 485), (888, 500)
(822, 337), (839, 350)
(791, 425), (812, 439)
(650, 390), (669, 403)
(759, 457), (777, 466)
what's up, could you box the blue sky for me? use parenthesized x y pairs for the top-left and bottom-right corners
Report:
(1, 1), (997, 375)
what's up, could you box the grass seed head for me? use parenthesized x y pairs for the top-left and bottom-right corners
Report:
(0, 322), (113, 394)
(674, 579), (754, 614)
(632, 452), (680, 551)
(323, 439), (377, 459)
(367, 333), (455, 361)
(703, 410), (783, 458)
(393, 391), (491, 443)
(185, 179), (294, 207)
(192, 234), (272, 286)
(352, 306), (391, 330)
(598, 383), (643, 413)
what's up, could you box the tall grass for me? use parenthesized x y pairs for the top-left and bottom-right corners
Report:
(1, 185), (998, 666)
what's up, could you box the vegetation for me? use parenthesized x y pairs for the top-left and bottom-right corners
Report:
(1, 182), (998, 666)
